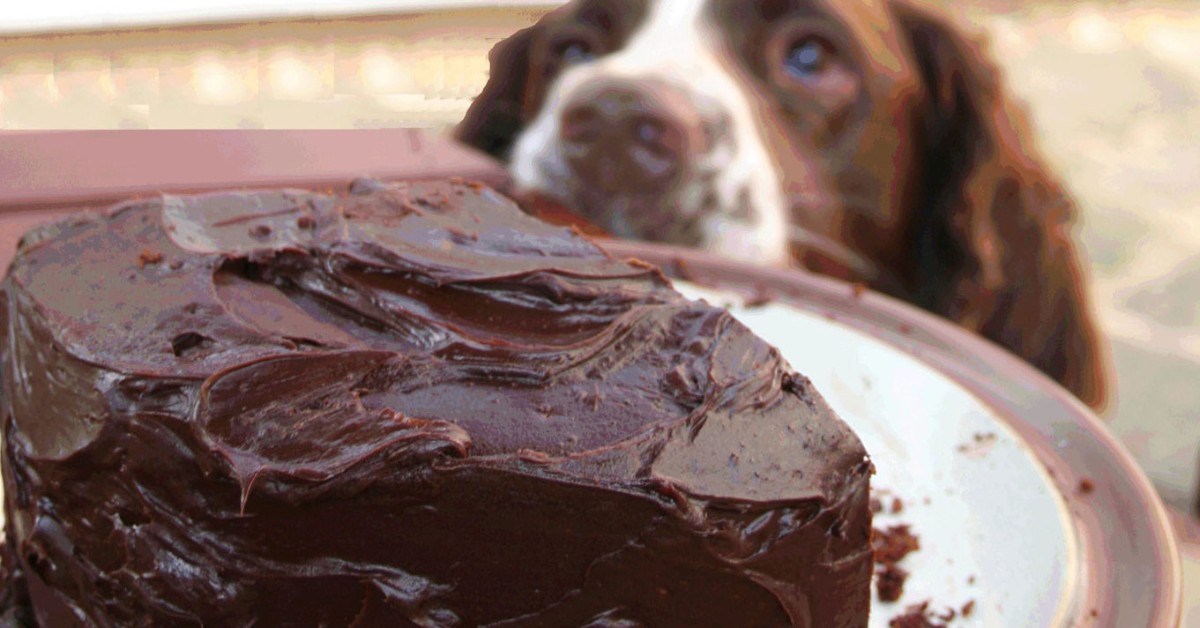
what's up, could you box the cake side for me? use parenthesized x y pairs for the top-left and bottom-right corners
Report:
(0, 180), (872, 627)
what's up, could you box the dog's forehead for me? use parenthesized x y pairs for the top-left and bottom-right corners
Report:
(574, 0), (910, 72)
(624, 0), (719, 52)
(547, 0), (649, 25)
(644, 0), (710, 24)
(548, 0), (725, 87)
(546, 0), (906, 53)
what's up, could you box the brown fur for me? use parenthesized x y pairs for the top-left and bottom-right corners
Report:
(892, 1), (1108, 408)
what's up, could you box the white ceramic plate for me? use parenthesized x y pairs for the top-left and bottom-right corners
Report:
(677, 283), (1078, 627)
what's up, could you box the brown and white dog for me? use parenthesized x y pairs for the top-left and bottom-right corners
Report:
(456, 0), (1108, 409)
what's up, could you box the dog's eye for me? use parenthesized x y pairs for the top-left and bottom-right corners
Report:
(558, 40), (596, 65)
(785, 37), (834, 78)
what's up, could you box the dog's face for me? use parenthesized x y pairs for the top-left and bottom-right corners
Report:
(459, 0), (1111, 409)
(478, 0), (930, 269)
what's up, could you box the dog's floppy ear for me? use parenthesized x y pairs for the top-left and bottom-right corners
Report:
(455, 24), (540, 159)
(893, 0), (1109, 409)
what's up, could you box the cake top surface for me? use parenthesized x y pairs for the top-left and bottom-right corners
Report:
(3, 178), (866, 507)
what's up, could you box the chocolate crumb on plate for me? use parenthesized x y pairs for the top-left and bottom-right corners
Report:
(889, 601), (938, 628)
(873, 523), (921, 604)
(873, 525), (921, 563)
(876, 564), (909, 603)
(888, 600), (963, 628)
(956, 432), (998, 457)
(137, 248), (163, 268)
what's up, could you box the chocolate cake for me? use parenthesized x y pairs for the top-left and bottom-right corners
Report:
(0, 178), (873, 626)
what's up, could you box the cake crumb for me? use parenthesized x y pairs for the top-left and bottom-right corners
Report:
(891, 497), (904, 514)
(873, 525), (921, 563)
(1077, 478), (1095, 495)
(957, 432), (997, 456)
(870, 497), (885, 514)
(851, 282), (867, 299)
(873, 523), (921, 604)
(137, 248), (163, 268)
(888, 600), (961, 628)
(888, 601), (937, 628)
(876, 564), (908, 602)
(961, 600), (975, 617)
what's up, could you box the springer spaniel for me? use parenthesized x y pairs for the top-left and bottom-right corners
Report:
(455, 0), (1108, 409)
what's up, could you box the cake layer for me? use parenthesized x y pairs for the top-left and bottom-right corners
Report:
(0, 179), (872, 626)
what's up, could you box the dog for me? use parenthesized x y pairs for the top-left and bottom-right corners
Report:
(455, 0), (1108, 410)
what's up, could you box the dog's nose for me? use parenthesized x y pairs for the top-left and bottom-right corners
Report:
(559, 80), (708, 191)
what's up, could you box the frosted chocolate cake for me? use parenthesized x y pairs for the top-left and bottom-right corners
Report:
(0, 178), (873, 626)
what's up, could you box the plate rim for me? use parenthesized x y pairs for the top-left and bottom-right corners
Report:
(602, 238), (1182, 628)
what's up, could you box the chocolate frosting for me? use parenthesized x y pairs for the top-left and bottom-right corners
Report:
(0, 179), (872, 626)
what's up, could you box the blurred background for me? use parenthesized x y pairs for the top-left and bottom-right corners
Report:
(2, 0), (1199, 620)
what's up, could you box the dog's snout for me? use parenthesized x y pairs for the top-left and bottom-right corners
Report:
(560, 80), (711, 191)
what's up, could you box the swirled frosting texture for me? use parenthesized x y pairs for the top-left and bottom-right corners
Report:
(0, 180), (872, 627)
